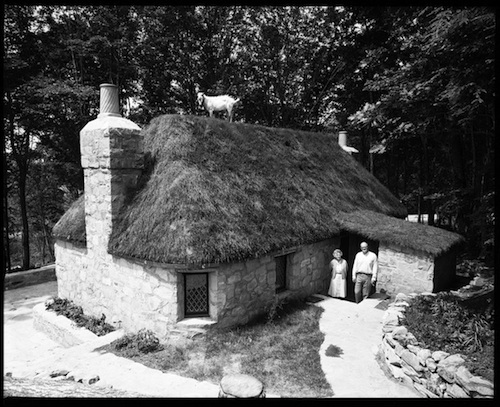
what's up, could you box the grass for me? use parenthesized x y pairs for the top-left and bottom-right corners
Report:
(101, 299), (334, 398)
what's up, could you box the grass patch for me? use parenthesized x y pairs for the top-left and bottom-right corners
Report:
(403, 291), (494, 382)
(101, 298), (334, 398)
(45, 297), (115, 337)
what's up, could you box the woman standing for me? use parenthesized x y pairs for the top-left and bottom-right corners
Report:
(328, 249), (347, 298)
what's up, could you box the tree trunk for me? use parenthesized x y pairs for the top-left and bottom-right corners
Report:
(18, 162), (30, 270)
(3, 144), (11, 274)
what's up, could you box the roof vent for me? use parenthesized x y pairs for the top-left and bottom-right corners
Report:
(98, 83), (121, 118)
(338, 131), (359, 155)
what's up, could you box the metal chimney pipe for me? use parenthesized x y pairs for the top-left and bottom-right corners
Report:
(338, 130), (347, 147)
(98, 83), (121, 118)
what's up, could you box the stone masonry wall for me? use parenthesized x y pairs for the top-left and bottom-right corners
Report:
(379, 293), (494, 398)
(377, 243), (434, 296)
(55, 240), (179, 338)
(215, 238), (337, 328)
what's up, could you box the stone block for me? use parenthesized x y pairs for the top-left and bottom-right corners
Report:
(384, 342), (401, 367)
(400, 360), (423, 382)
(432, 350), (449, 362)
(426, 358), (437, 372)
(406, 344), (420, 355)
(413, 382), (439, 398)
(401, 350), (424, 372)
(446, 382), (469, 398)
(417, 349), (432, 365)
(440, 354), (465, 368)
(437, 365), (456, 384)
(455, 366), (494, 397)
(394, 341), (405, 357)
(384, 333), (396, 348)
(391, 325), (408, 339)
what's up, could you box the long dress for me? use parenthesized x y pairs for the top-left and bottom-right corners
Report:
(328, 259), (347, 298)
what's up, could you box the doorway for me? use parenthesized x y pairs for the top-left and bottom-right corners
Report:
(340, 232), (379, 301)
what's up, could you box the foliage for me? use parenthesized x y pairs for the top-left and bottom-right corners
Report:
(3, 5), (495, 269)
(403, 292), (494, 382)
(112, 328), (163, 356)
(45, 297), (115, 336)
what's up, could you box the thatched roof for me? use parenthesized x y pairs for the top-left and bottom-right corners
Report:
(53, 194), (86, 248)
(55, 114), (413, 264)
(336, 210), (464, 256)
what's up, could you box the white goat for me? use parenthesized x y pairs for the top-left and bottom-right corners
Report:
(197, 92), (240, 122)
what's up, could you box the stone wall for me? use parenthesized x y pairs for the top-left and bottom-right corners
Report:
(379, 293), (494, 398)
(55, 240), (179, 338)
(377, 243), (434, 295)
(211, 237), (338, 328)
(56, 237), (338, 334)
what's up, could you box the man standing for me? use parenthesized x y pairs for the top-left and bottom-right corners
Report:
(352, 242), (378, 303)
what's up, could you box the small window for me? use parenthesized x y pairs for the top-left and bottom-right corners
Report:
(184, 273), (209, 317)
(275, 255), (287, 293)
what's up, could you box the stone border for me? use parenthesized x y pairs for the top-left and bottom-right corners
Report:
(33, 302), (125, 349)
(4, 264), (56, 290)
(379, 293), (494, 398)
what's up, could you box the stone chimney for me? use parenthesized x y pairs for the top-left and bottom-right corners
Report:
(338, 130), (359, 155)
(80, 83), (143, 255)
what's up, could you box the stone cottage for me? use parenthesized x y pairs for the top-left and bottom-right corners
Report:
(53, 84), (463, 337)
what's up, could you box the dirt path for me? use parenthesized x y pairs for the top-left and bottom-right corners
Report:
(316, 294), (421, 398)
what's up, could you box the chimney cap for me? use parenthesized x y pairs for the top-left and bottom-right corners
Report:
(98, 83), (121, 118)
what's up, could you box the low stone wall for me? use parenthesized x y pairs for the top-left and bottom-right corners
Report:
(4, 264), (56, 290)
(379, 293), (494, 398)
(32, 302), (125, 349)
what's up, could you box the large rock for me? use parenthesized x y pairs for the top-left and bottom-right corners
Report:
(391, 326), (408, 341)
(413, 382), (438, 398)
(383, 341), (401, 367)
(425, 358), (437, 373)
(406, 344), (420, 355)
(401, 350), (424, 372)
(417, 349), (432, 366)
(432, 350), (449, 362)
(219, 374), (265, 398)
(446, 382), (469, 398)
(437, 354), (466, 383)
(455, 366), (494, 397)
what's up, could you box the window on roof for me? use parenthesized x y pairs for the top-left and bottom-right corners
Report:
(275, 255), (288, 293)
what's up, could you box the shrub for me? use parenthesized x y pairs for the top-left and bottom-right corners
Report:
(111, 329), (163, 355)
(403, 292), (494, 381)
(45, 297), (115, 336)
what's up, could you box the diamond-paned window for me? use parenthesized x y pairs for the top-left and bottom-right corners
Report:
(184, 273), (209, 316)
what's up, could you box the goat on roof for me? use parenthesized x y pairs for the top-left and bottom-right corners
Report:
(197, 92), (240, 122)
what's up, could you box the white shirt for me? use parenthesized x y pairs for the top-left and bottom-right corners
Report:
(352, 251), (378, 279)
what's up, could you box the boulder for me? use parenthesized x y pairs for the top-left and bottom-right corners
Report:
(413, 382), (438, 398)
(440, 354), (466, 368)
(425, 358), (437, 372)
(384, 342), (401, 367)
(384, 333), (396, 348)
(401, 350), (424, 373)
(455, 366), (494, 397)
(432, 350), (450, 362)
(391, 326), (408, 340)
(394, 293), (409, 303)
(219, 374), (265, 398)
(406, 344), (420, 355)
(446, 382), (469, 398)
(417, 349), (432, 366)
(394, 341), (405, 357)
(405, 332), (419, 345)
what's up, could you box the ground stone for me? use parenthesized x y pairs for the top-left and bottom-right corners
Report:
(455, 366), (494, 397)
(219, 374), (265, 398)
